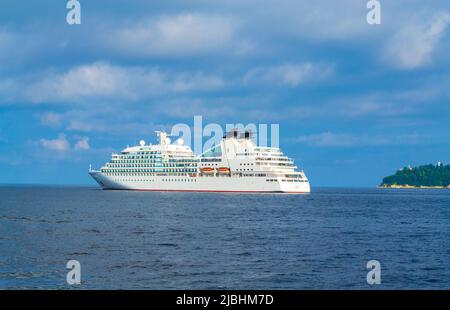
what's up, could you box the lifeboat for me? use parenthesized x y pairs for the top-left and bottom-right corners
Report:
(200, 167), (214, 173)
(217, 167), (231, 173)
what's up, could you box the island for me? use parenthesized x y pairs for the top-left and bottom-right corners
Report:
(380, 163), (450, 188)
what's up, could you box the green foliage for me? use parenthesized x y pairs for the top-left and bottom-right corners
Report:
(381, 163), (450, 187)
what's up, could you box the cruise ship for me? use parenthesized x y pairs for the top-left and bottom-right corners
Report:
(89, 130), (310, 193)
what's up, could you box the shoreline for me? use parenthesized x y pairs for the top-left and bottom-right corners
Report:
(379, 185), (450, 189)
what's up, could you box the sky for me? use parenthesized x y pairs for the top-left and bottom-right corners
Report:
(0, 0), (449, 187)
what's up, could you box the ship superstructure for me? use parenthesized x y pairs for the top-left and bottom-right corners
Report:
(89, 130), (310, 193)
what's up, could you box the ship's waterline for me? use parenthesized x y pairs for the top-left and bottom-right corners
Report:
(89, 129), (310, 193)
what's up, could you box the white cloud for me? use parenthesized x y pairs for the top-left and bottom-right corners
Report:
(10, 62), (225, 103)
(66, 119), (108, 133)
(39, 112), (63, 127)
(336, 99), (416, 118)
(39, 134), (70, 152)
(39, 134), (91, 152)
(60, 108), (169, 135)
(74, 137), (90, 150)
(385, 13), (450, 69)
(104, 13), (235, 57)
(154, 97), (237, 119)
(294, 132), (424, 147)
(295, 132), (359, 147)
(192, 0), (370, 41)
(276, 1), (369, 40)
(1, 61), (334, 105)
(244, 63), (332, 86)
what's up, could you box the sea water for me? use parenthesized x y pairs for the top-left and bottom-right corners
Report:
(1, 186), (449, 289)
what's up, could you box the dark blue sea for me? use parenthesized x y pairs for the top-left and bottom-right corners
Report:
(1, 186), (450, 289)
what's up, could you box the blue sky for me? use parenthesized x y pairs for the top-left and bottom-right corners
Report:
(1, 0), (449, 187)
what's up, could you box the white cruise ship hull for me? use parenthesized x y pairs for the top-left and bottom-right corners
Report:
(89, 171), (310, 193)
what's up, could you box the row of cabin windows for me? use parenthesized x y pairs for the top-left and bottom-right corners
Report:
(111, 179), (196, 182)
(162, 179), (197, 182)
(115, 156), (196, 161)
(107, 164), (197, 168)
(200, 158), (222, 162)
(281, 179), (307, 182)
(129, 151), (161, 155)
(118, 155), (161, 159)
(111, 159), (197, 163)
(103, 169), (196, 174)
(256, 157), (290, 162)
(104, 173), (197, 177)
(256, 162), (295, 167)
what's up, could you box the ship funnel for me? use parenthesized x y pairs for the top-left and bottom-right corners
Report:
(224, 128), (238, 139)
